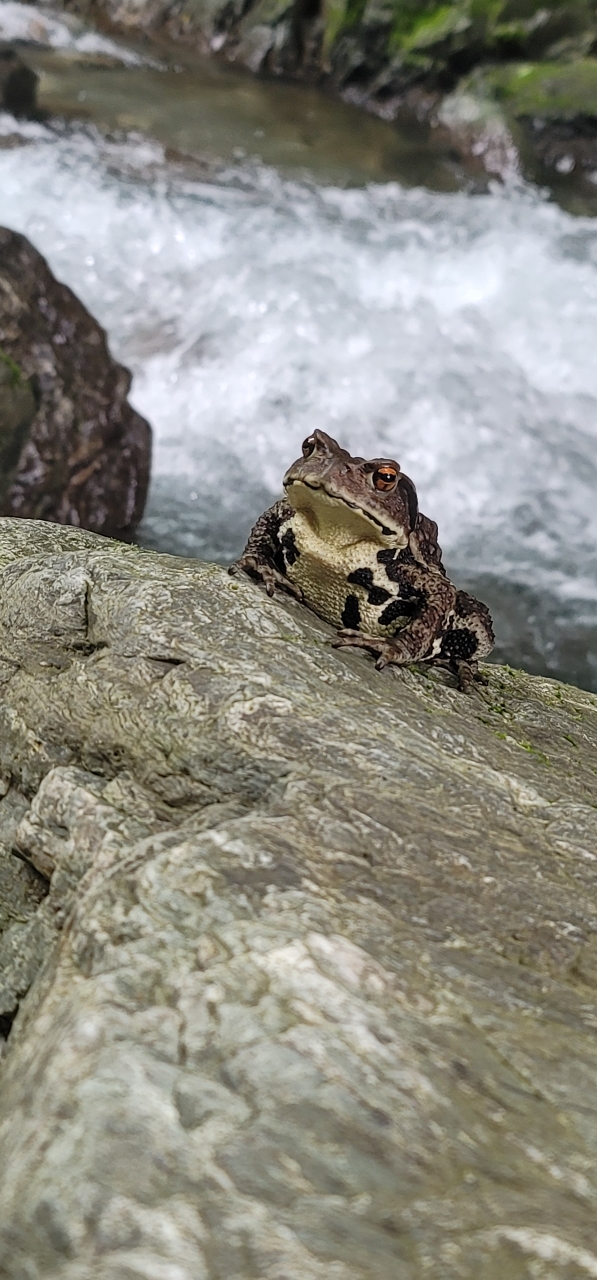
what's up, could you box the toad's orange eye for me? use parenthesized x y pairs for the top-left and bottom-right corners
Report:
(373, 466), (398, 491)
(302, 436), (316, 457)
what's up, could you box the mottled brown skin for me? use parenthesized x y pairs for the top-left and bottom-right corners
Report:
(232, 431), (494, 691)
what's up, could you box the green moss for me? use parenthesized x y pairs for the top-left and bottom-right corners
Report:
(382, 0), (502, 57)
(386, 0), (432, 41)
(388, 0), (462, 53)
(492, 729), (550, 764)
(0, 347), (22, 388)
(324, 0), (597, 84)
(322, 0), (366, 48)
(405, 3), (469, 48)
(469, 0), (502, 17)
(323, 0), (351, 56)
(477, 58), (597, 117)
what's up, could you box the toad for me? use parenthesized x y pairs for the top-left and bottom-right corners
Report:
(231, 430), (494, 691)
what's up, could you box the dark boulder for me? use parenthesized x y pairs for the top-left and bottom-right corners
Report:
(0, 227), (151, 540)
(0, 44), (38, 116)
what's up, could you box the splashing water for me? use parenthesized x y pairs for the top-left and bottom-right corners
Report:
(1, 118), (597, 686)
(0, 1), (148, 63)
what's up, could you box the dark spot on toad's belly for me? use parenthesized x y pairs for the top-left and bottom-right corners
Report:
(348, 568), (374, 589)
(342, 594), (361, 629)
(347, 568), (390, 607)
(367, 586), (391, 606)
(378, 598), (409, 628)
(281, 527), (299, 566)
(377, 548), (395, 568)
(378, 589), (425, 627)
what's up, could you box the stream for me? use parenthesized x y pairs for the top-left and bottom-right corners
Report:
(2, 3), (597, 690)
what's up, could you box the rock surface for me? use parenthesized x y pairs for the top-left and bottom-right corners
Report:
(440, 56), (597, 182)
(0, 228), (151, 540)
(1, 518), (597, 1276)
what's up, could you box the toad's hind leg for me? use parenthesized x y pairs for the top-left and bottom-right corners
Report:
(335, 585), (494, 692)
(436, 657), (488, 692)
(435, 591), (495, 690)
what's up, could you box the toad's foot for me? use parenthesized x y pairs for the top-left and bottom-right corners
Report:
(229, 555), (304, 602)
(452, 659), (489, 693)
(333, 629), (413, 672)
(334, 633), (489, 692)
(430, 657), (489, 693)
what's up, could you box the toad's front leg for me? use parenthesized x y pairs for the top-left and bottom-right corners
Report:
(230, 553), (303, 601)
(230, 499), (304, 601)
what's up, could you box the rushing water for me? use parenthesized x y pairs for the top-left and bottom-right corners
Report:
(2, 6), (597, 690)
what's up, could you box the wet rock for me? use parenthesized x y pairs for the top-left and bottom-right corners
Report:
(525, 112), (597, 179)
(0, 228), (151, 540)
(434, 58), (597, 186)
(0, 43), (38, 116)
(0, 351), (37, 509)
(1, 517), (597, 1276)
(472, 59), (597, 177)
(435, 82), (521, 179)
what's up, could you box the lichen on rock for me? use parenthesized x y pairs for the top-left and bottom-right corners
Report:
(1, 517), (597, 1276)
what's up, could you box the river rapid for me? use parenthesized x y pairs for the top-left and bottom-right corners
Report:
(2, 4), (597, 690)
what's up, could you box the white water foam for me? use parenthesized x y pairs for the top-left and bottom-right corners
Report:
(0, 1), (147, 63)
(1, 120), (597, 681)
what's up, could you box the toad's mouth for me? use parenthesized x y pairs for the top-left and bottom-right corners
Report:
(284, 477), (397, 539)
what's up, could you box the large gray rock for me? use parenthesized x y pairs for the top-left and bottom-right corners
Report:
(0, 229), (151, 540)
(0, 517), (597, 1278)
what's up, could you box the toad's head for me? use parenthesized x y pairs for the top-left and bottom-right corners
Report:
(283, 430), (418, 549)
